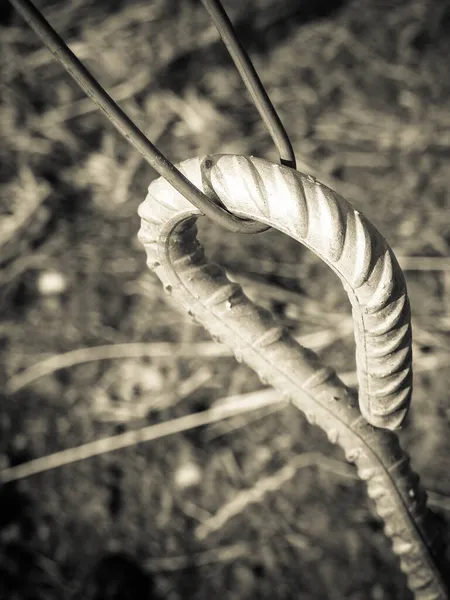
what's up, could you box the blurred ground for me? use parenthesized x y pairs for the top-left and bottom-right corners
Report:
(0, 0), (449, 598)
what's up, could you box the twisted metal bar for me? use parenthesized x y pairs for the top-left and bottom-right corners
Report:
(138, 155), (448, 599)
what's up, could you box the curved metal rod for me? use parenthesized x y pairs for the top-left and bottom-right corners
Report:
(201, 0), (296, 169)
(138, 155), (448, 599)
(8, 0), (267, 234)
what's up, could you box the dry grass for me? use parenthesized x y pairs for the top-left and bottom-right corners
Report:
(0, 0), (449, 598)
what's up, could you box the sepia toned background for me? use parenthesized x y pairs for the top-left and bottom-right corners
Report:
(1, 0), (449, 598)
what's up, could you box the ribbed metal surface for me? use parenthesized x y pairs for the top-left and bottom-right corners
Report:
(202, 154), (413, 430)
(138, 155), (448, 599)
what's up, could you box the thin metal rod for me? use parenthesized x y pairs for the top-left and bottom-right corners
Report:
(8, 0), (267, 233)
(202, 0), (296, 170)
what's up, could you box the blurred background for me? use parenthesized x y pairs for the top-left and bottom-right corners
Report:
(0, 0), (449, 598)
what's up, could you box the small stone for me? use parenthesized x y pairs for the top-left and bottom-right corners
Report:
(37, 271), (67, 295)
(174, 461), (202, 489)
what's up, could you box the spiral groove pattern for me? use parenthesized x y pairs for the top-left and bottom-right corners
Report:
(138, 155), (448, 599)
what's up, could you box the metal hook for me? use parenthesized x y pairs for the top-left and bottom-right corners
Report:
(9, 0), (267, 233)
(8, 0), (296, 233)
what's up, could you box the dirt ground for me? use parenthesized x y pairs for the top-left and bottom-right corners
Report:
(1, 0), (449, 598)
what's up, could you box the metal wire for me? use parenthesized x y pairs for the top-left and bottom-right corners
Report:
(201, 0), (296, 170)
(9, 0), (265, 233)
(8, 0), (293, 232)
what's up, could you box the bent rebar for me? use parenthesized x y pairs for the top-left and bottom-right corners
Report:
(138, 155), (449, 599)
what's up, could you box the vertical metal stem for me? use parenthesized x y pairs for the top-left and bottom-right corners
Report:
(202, 0), (296, 169)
